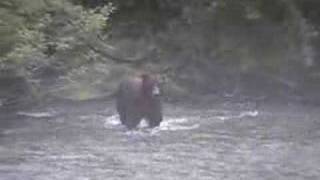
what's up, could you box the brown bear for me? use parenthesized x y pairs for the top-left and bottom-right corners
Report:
(116, 73), (162, 129)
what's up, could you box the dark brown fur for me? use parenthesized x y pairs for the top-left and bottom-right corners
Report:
(116, 74), (162, 129)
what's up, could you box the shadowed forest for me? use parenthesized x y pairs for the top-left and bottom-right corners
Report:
(1, 0), (320, 110)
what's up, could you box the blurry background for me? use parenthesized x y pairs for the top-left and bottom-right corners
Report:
(1, 0), (320, 109)
(2, 2), (320, 180)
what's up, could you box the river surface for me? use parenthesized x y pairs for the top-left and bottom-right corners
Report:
(0, 100), (320, 180)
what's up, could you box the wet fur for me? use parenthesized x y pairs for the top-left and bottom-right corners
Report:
(116, 74), (162, 129)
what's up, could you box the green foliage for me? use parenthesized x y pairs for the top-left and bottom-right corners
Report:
(0, 0), (319, 101)
(0, 0), (115, 78)
(0, 0), (47, 56)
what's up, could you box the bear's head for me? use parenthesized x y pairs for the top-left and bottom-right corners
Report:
(141, 74), (160, 98)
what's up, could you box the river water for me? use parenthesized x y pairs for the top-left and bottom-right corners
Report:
(0, 101), (320, 180)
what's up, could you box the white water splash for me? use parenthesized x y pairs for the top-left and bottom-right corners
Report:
(137, 119), (149, 128)
(216, 116), (231, 121)
(215, 110), (259, 121)
(125, 129), (149, 136)
(104, 115), (121, 128)
(104, 115), (199, 132)
(160, 123), (200, 131)
(239, 110), (259, 118)
(17, 111), (56, 118)
(159, 117), (199, 131)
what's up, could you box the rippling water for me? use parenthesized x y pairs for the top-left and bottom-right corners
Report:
(0, 102), (320, 180)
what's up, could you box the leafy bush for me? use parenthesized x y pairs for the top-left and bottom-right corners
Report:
(0, 0), (115, 79)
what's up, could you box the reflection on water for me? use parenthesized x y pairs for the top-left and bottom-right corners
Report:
(0, 103), (320, 180)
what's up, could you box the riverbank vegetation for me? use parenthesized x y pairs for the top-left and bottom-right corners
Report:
(1, 0), (320, 109)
